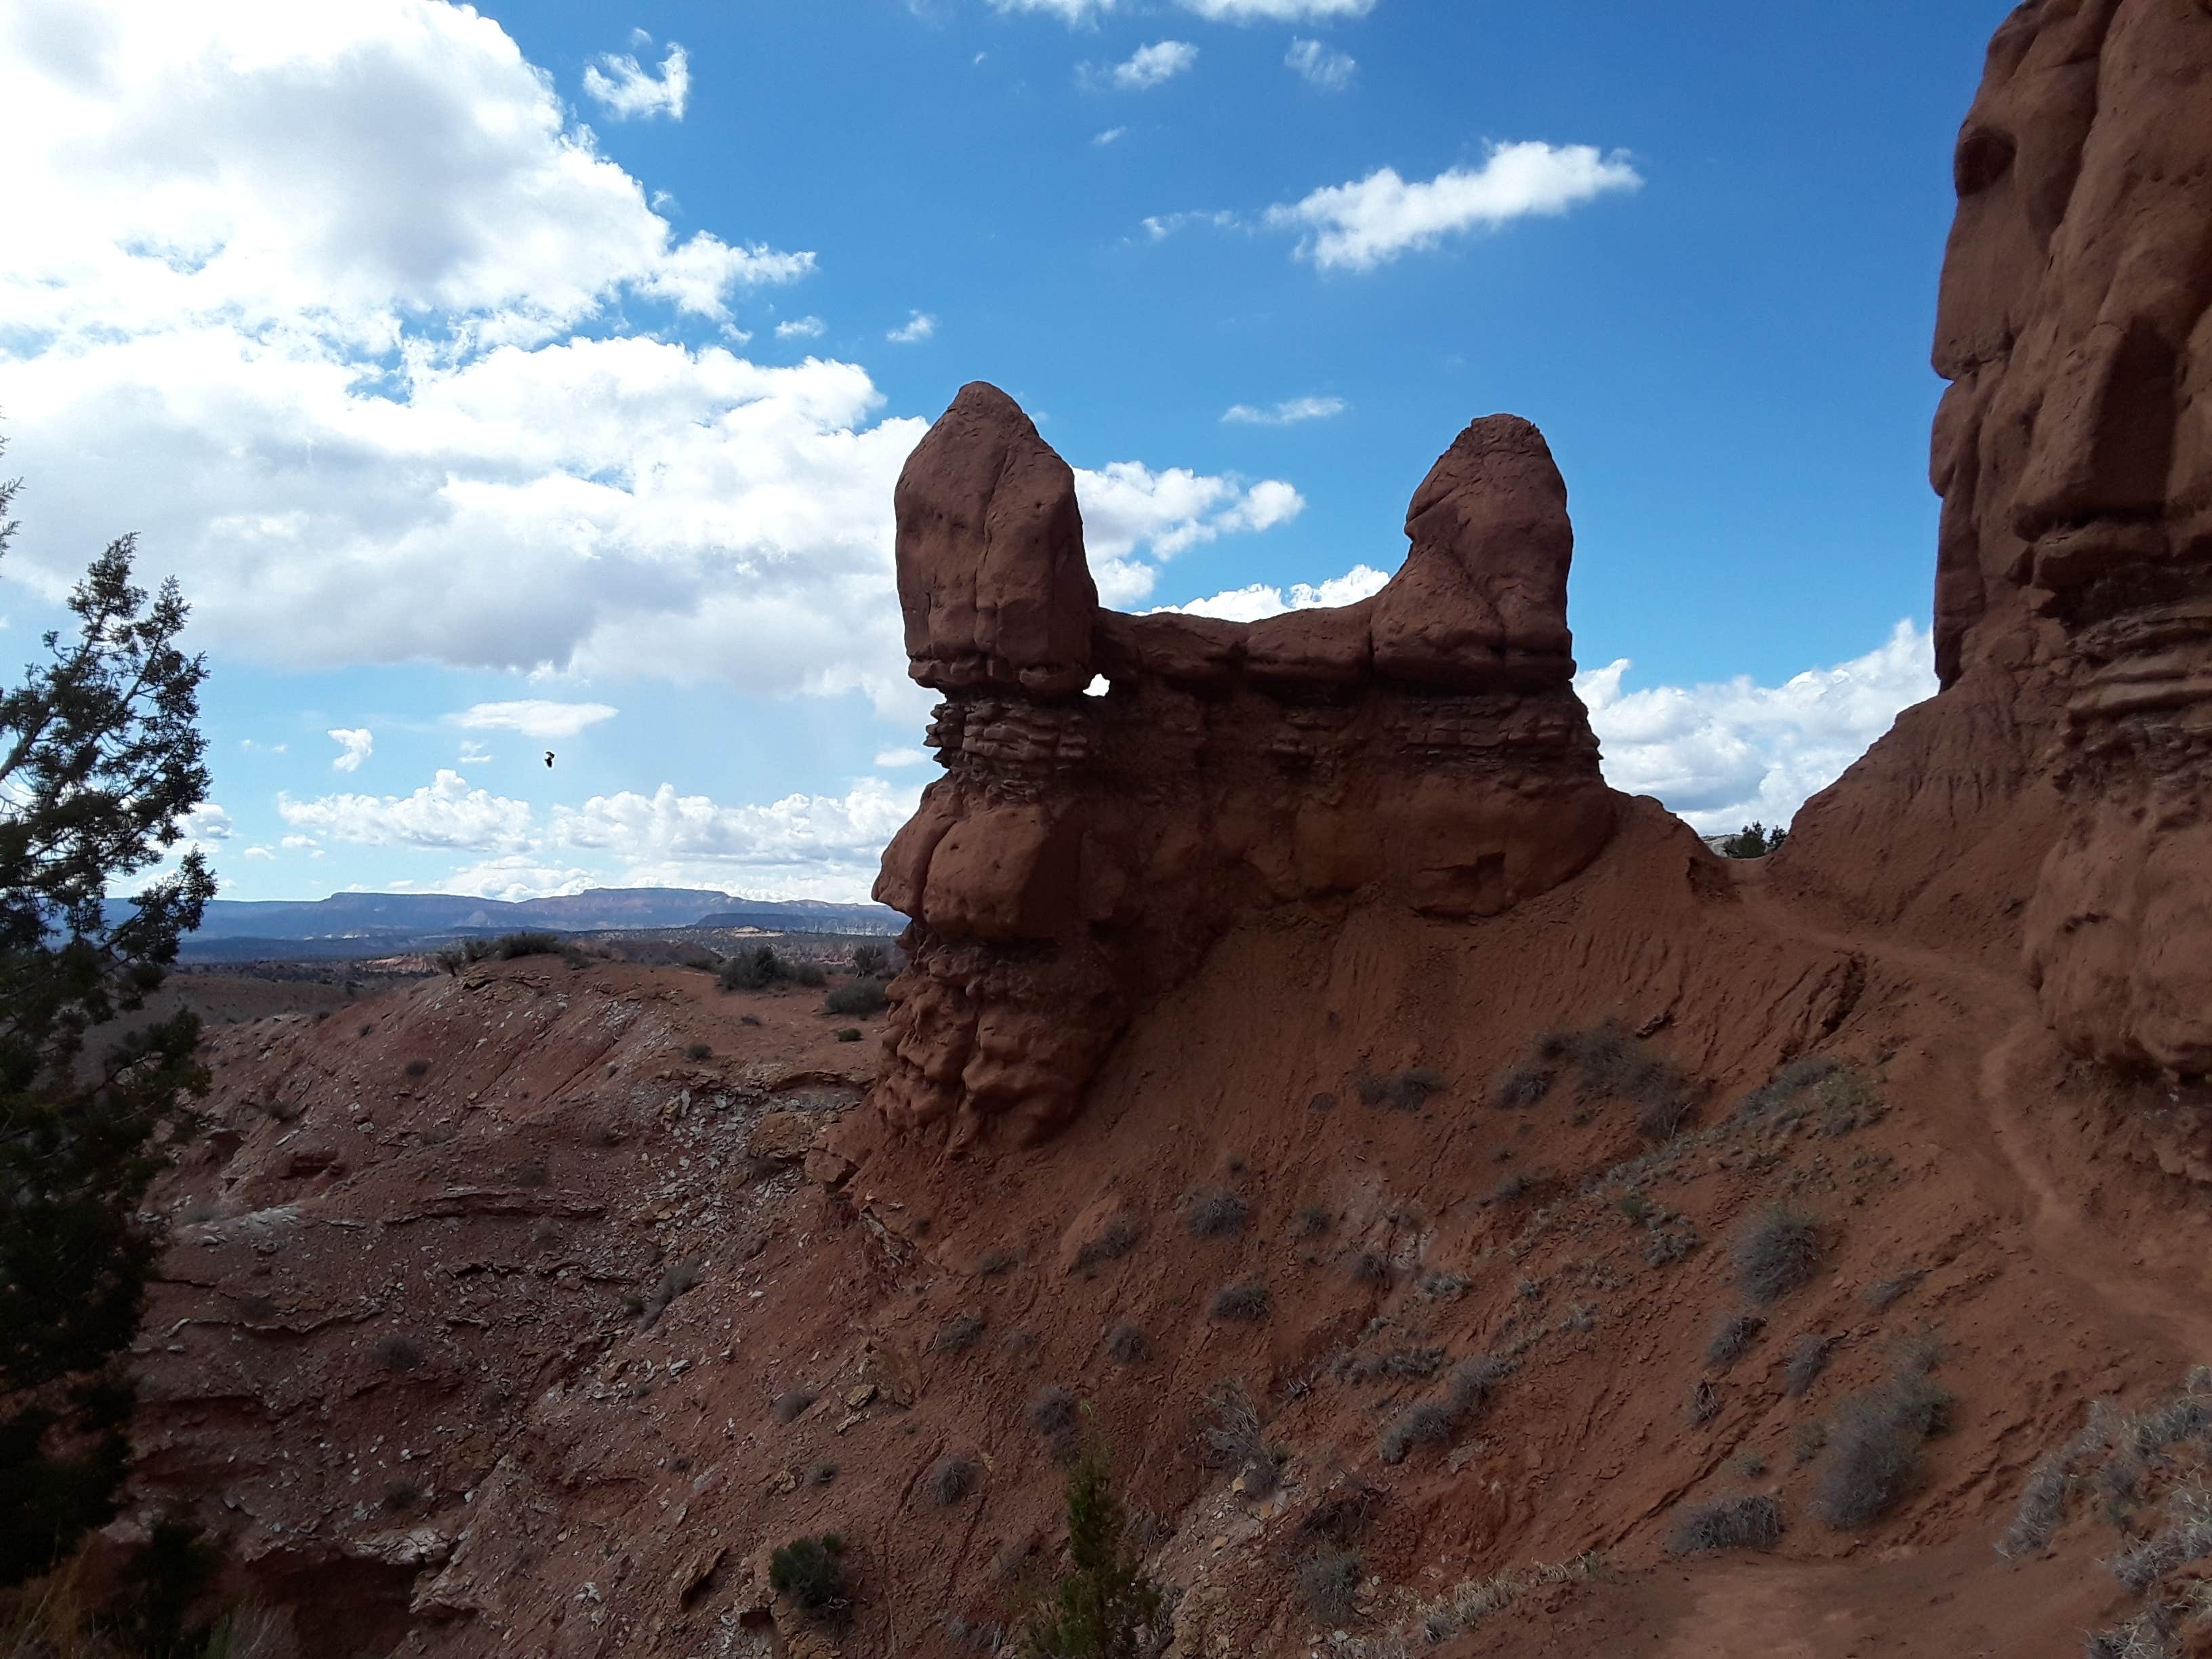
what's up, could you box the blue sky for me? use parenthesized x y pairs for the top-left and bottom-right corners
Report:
(0, 1), (2009, 903)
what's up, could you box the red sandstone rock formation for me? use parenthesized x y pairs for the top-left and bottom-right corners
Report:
(875, 392), (1618, 1147)
(1788, 0), (2212, 1078)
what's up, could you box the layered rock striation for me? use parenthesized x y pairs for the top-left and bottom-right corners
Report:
(874, 388), (1618, 1145)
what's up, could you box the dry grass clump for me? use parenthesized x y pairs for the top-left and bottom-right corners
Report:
(1349, 1250), (1391, 1287)
(1668, 1493), (1784, 1555)
(1379, 1353), (1514, 1462)
(1347, 1347), (1446, 1382)
(1732, 1203), (1824, 1305)
(1496, 1021), (1697, 1139)
(1105, 1323), (1149, 1363)
(1183, 1189), (1249, 1239)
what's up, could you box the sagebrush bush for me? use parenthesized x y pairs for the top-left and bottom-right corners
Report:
(1490, 1062), (1554, 1110)
(1027, 1385), (1078, 1437)
(1184, 1189), (1249, 1238)
(1205, 1380), (1278, 1497)
(823, 977), (890, 1017)
(1073, 1213), (1140, 1270)
(683, 1042), (712, 1061)
(1814, 1371), (1954, 1528)
(403, 1058), (430, 1078)
(374, 1334), (424, 1372)
(1105, 1323), (1149, 1363)
(1380, 1401), (1454, 1464)
(1707, 1311), (1765, 1370)
(1668, 1493), (1784, 1554)
(1349, 1250), (1391, 1287)
(769, 1534), (851, 1620)
(851, 942), (890, 976)
(719, 945), (826, 992)
(1784, 1334), (1834, 1397)
(1212, 1280), (1270, 1322)
(930, 1311), (985, 1355)
(930, 1453), (979, 1506)
(1300, 1547), (1361, 1622)
(1733, 1204), (1824, 1305)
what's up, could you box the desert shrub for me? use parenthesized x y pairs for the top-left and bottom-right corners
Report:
(1615, 1191), (1653, 1224)
(374, 1334), (424, 1372)
(1732, 1203), (1823, 1305)
(823, 977), (890, 1018)
(403, 1058), (430, 1078)
(1380, 1401), (1454, 1465)
(773, 1385), (819, 1424)
(808, 1460), (838, 1488)
(1865, 1269), (1923, 1311)
(1183, 1189), (1248, 1239)
(1300, 1547), (1362, 1623)
(769, 1533), (851, 1620)
(1488, 1170), (1537, 1205)
(930, 1453), (979, 1506)
(1027, 1385), (1078, 1438)
(641, 1259), (702, 1326)
(1708, 1311), (1766, 1370)
(1212, 1281), (1270, 1322)
(1668, 1493), (1784, 1554)
(1448, 1354), (1515, 1416)
(932, 1312), (986, 1355)
(1355, 1065), (1446, 1111)
(1105, 1323), (1149, 1363)
(1719, 822), (1787, 858)
(492, 930), (562, 960)
(719, 945), (823, 992)
(1490, 1062), (1555, 1110)
(1349, 1347), (1446, 1382)
(1644, 1225), (1698, 1266)
(1349, 1250), (1391, 1287)
(833, 1027), (862, 1042)
(1814, 1371), (1956, 1528)
(976, 1248), (1020, 1277)
(2108, 1490), (2212, 1594)
(683, 1042), (712, 1061)
(1073, 1213), (1141, 1270)
(381, 1477), (422, 1511)
(1296, 1204), (1331, 1237)
(1419, 1269), (1471, 1300)
(852, 943), (890, 976)
(1206, 1380), (1279, 1498)
(740, 1012), (762, 1027)
(1785, 1334), (1834, 1397)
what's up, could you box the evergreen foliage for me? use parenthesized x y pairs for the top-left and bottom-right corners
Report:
(1021, 1452), (1163, 1658)
(0, 451), (214, 1586)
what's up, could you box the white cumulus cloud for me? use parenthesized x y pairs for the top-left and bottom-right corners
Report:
(873, 747), (931, 769)
(1178, 0), (1374, 18)
(1578, 619), (1937, 832)
(1157, 563), (1391, 621)
(327, 729), (373, 773)
(1268, 142), (1642, 272)
(550, 777), (922, 894)
(987, 0), (1116, 20)
(1094, 127), (1128, 147)
(581, 41), (690, 121)
(1286, 38), (1356, 89)
(279, 769), (535, 853)
(775, 316), (827, 339)
(0, 1), (1300, 720)
(1223, 396), (1345, 426)
(451, 700), (619, 740)
(1075, 466), (1304, 605)
(886, 311), (937, 343)
(1109, 41), (1198, 89)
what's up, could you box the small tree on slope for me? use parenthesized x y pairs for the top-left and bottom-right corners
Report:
(1023, 1450), (1164, 1659)
(0, 447), (216, 1586)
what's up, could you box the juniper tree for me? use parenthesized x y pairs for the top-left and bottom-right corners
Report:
(1022, 1451), (1163, 1659)
(0, 448), (216, 1584)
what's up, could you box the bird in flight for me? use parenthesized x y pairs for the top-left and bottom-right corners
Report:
(544, 751), (556, 768)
